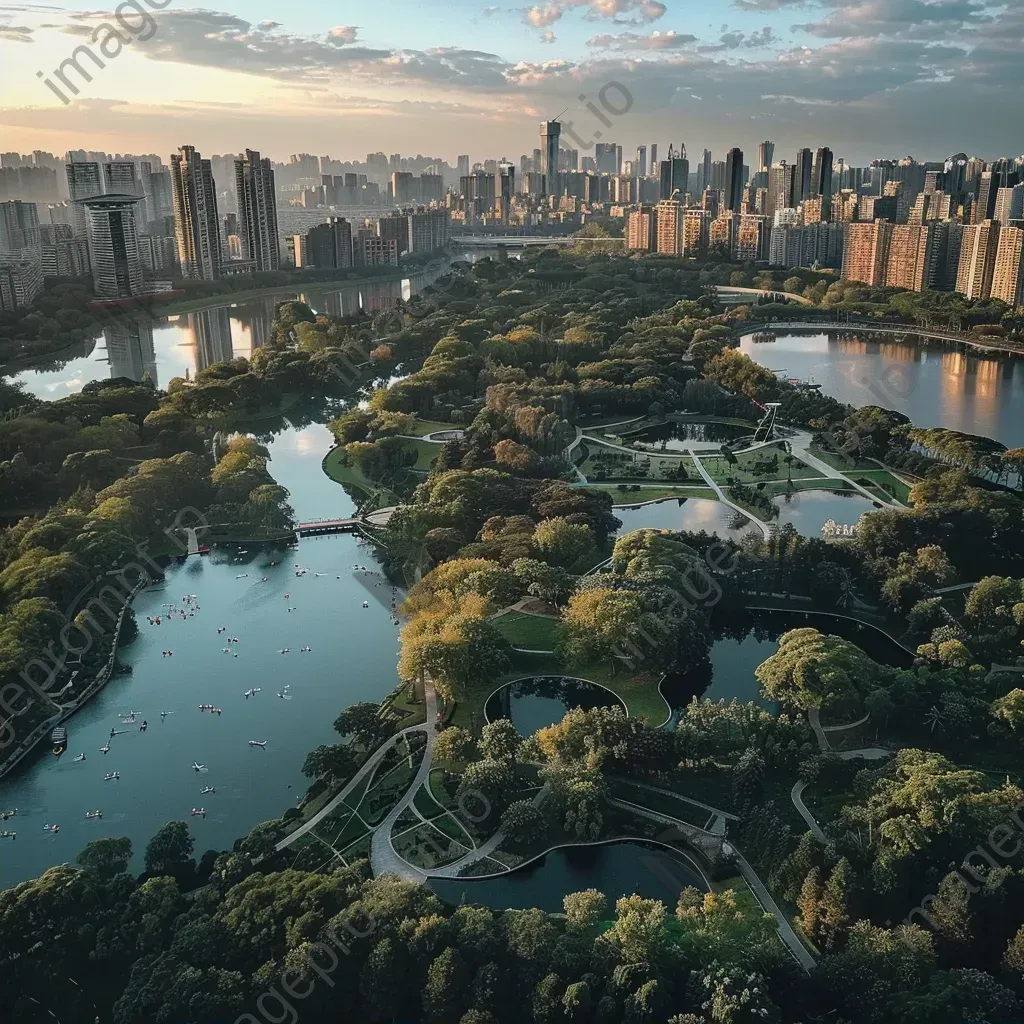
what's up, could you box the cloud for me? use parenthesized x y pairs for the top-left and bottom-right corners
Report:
(327, 25), (359, 44)
(541, 29), (556, 41)
(700, 25), (777, 49)
(793, 0), (995, 39)
(587, 28), (698, 48)
(483, 5), (500, 13)
(524, 0), (665, 30)
(733, 0), (808, 9)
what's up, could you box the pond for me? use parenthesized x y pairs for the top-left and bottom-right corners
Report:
(429, 839), (707, 912)
(624, 419), (752, 449)
(484, 676), (625, 736)
(769, 489), (881, 537)
(661, 608), (915, 715)
(614, 497), (760, 539)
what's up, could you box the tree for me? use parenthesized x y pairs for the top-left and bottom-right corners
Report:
(480, 718), (520, 762)
(533, 517), (595, 568)
(818, 858), (854, 952)
(423, 946), (470, 1022)
(754, 627), (882, 710)
(301, 744), (355, 781)
(992, 690), (1024, 735)
(77, 836), (132, 877)
(458, 758), (515, 806)
(563, 889), (607, 931)
(333, 701), (399, 747)
(601, 896), (667, 964)
(797, 866), (823, 938)
(434, 725), (479, 763)
(144, 821), (195, 876)
(499, 799), (547, 844)
(1004, 924), (1024, 977)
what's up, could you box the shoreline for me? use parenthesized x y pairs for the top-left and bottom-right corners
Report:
(0, 577), (149, 783)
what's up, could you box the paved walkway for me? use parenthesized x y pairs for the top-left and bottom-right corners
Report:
(790, 443), (904, 509)
(275, 681), (435, 854)
(790, 781), (827, 842)
(368, 679), (438, 881)
(691, 455), (772, 539)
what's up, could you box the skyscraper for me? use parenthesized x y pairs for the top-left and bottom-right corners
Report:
(655, 198), (682, 256)
(757, 141), (774, 173)
(636, 146), (647, 179)
(994, 184), (1024, 224)
(170, 146), (221, 280)
(811, 147), (834, 220)
(700, 149), (712, 194)
(66, 160), (103, 236)
(724, 148), (744, 212)
(793, 148), (813, 206)
(540, 121), (561, 194)
(81, 194), (144, 298)
(973, 171), (997, 224)
(234, 149), (280, 272)
(885, 224), (938, 292)
(103, 161), (139, 196)
(650, 144), (658, 173)
(457, 155), (470, 179)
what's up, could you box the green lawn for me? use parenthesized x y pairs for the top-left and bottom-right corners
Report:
(322, 446), (401, 507)
(492, 610), (561, 651)
(807, 446), (880, 471)
(408, 417), (459, 436)
(581, 484), (718, 504)
(702, 448), (825, 485)
(404, 438), (443, 470)
(850, 469), (914, 504)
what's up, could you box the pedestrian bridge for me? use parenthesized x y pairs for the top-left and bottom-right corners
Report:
(294, 506), (398, 537)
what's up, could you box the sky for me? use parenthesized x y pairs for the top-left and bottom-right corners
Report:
(1, 0), (1022, 166)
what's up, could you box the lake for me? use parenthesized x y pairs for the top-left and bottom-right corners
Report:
(624, 420), (752, 449)
(429, 839), (707, 912)
(740, 330), (1024, 448)
(770, 489), (881, 536)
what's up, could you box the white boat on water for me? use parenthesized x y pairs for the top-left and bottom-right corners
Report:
(104, 772), (120, 781)
(248, 740), (267, 748)
(191, 762), (207, 772)
(1, 830), (16, 839)
(201, 786), (216, 795)
(72, 753), (86, 763)
(99, 743), (110, 753)
(84, 810), (102, 820)
(42, 824), (59, 833)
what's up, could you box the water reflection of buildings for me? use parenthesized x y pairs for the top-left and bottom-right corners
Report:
(105, 321), (157, 384)
(188, 307), (234, 371)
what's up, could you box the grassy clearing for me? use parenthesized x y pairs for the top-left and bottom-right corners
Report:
(758, 478), (853, 499)
(850, 469), (914, 504)
(582, 484), (717, 503)
(702, 448), (825, 485)
(609, 779), (718, 827)
(322, 446), (401, 507)
(492, 610), (561, 650)
(404, 438), (443, 471)
(408, 418), (459, 436)
(388, 682), (427, 726)
(807, 446), (880, 471)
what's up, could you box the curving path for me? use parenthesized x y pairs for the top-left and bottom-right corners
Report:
(275, 678), (436, 855)
(790, 781), (827, 842)
(691, 455), (772, 540)
(368, 678), (438, 881)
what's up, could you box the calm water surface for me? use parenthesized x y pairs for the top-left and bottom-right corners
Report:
(614, 497), (759, 538)
(429, 840), (707, 911)
(740, 331), (1024, 448)
(770, 489), (881, 536)
(484, 676), (625, 735)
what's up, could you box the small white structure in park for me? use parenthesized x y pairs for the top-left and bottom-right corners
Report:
(821, 518), (859, 538)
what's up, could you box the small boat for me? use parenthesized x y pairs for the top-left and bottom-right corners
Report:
(72, 753), (86, 763)
(51, 726), (67, 756)
(0, 830), (16, 839)
(104, 772), (120, 781)
(259, 577), (269, 582)
(235, 574), (248, 579)
(84, 810), (103, 820)
(276, 692), (291, 699)
(362, 601), (369, 608)
(200, 786), (216, 795)
(160, 711), (173, 717)
(0, 808), (17, 820)
(191, 807), (206, 817)
(99, 743), (110, 754)
(42, 824), (59, 833)
(248, 740), (267, 748)
(192, 762), (207, 772)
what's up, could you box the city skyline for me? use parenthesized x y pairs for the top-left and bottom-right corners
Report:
(2, 0), (1024, 163)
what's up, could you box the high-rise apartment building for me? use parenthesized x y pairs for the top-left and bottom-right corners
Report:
(626, 206), (656, 251)
(885, 224), (939, 292)
(636, 146), (647, 179)
(170, 146), (221, 280)
(724, 148), (744, 212)
(956, 220), (1001, 298)
(103, 162), (139, 197)
(457, 155), (470, 179)
(66, 160), (103, 236)
(736, 214), (770, 262)
(390, 171), (414, 204)
(407, 208), (450, 253)
(540, 121), (561, 195)
(994, 184), (1024, 225)
(659, 149), (688, 201)
(82, 194), (144, 298)
(842, 220), (893, 286)
(991, 226), (1024, 306)
(974, 172), (997, 224)
(234, 149), (280, 272)
(655, 198), (683, 256)
(683, 209), (711, 255)
(296, 218), (353, 269)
